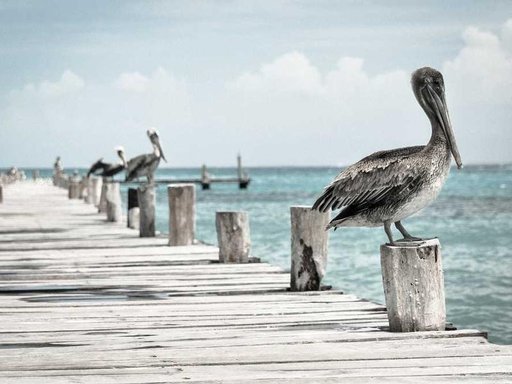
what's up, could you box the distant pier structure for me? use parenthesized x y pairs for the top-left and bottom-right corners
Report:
(125, 154), (251, 190)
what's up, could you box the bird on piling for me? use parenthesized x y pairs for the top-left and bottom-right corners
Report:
(125, 128), (167, 184)
(312, 67), (462, 246)
(87, 147), (128, 178)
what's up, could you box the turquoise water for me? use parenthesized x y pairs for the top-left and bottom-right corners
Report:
(22, 165), (512, 344)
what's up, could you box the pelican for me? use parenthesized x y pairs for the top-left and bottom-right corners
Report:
(312, 67), (462, 245)
(125, 128), (167, 184)
(87, 147), (127, 178)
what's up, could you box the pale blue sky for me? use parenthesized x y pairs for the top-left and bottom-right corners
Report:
(1, 1), (511, 167)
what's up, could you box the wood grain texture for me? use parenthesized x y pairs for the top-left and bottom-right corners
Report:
(137, 184), (155, 237)
(168, 184), (195, 246)
(381, 239), (445, 332)
(0, 182), (510, 383)
(290, 206), (329, 291)
(216, 211), (250, 263)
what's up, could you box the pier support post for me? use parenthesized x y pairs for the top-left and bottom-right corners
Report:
(216, 211), (250, 263)
(290, 206), (329, 291)
(168, 184), (195, 246)
(127, 188), (139, 229)
(68, 180), (80, 199)
(138, 184), (155, 237)
(106, 182), (122, 222)
(78, 178), (86, 199)
(91, 177), (102, 207)
(98, 179), (108, 213)
(84, 178), (92, 204)
(380, 239), (446, 332)
(0, 186), (3, 204)
(201, 164), (210, 190)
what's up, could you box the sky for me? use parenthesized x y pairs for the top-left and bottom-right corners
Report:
(0, 0), (511, 168)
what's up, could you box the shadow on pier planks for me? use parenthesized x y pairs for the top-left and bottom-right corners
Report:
(0, 181), (511, 383)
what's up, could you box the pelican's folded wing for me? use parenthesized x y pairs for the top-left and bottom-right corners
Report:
(312, 146), (425, 213)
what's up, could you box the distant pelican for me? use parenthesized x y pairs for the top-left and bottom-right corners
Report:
(87, 147), (127, 178)
(312, 67), (462, 245)
(125, 128), (167, 184)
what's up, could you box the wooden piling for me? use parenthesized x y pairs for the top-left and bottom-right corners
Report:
(216, 211), (251, 263)
(290, 206), (329, 291)
(68, 180), (80, 199)
(127, 188), (140, 229)
(98, 179), (108, 213)
(201, 164), (210, 190)
(0, 186), (3, 204)
(380, 239), (445, 332)
(84, 178), (92, 204)
(168, 184), (195, 246)
(106, 182), (122, 222)
(78, 178), (86, 199)
(138, 184), (155, 237)
(91, 177), (102, 207)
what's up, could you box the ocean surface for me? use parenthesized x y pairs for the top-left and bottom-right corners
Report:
(18, 165), (512, 344)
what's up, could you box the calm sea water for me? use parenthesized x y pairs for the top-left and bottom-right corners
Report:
(23, 165), (512, 344)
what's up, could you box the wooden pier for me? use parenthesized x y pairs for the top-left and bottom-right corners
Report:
(0, 181), (511, 383)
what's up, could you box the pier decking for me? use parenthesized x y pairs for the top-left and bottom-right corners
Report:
(1, 181), (511, 383)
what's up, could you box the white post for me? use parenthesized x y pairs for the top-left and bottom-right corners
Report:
(91, 177), (103, 207)
(380, 239), (446, 332)
(106, 182), (122, 222)
(216, 211), (251, 263)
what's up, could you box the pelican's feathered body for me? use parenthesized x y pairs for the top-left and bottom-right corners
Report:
(313, 67), (462, 245)
(87, 147), (127, 178)
(125, 128), (167, 184)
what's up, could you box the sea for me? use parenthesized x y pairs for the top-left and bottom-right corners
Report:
(16, 165), (512, 344)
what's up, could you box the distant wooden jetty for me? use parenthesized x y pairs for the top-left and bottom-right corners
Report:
(123, 154), (251, 190)
(0, 180), (511, 383)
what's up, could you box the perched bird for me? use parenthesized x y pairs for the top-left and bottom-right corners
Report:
(125, 128), (167, 184)
(87, 147), (127, 178)
(312, 67), (462, 245)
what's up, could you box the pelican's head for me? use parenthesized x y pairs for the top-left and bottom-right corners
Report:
(115, 146), (127, 167)
(411, 67), (462, 169)
(146, 128), (167, 162)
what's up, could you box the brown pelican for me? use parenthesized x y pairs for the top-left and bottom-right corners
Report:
(87, 146), (127, 178)
(312, 67), (462, 245)
(125, 128), (167, 184)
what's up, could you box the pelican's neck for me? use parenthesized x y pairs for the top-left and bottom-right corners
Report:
(427, 114), (448, 148)
(152, 143), (161, 158)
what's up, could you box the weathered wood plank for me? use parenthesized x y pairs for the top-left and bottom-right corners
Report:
(0, 181), (510, 383)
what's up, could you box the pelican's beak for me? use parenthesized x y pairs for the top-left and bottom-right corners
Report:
(425, 84), (463, 169)
(157, 139), (167, 163)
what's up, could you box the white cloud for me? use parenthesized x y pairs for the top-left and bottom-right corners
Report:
(14, 70), (85, 98)
(115, 71), (149, 92)
(443, 22), (512, 105)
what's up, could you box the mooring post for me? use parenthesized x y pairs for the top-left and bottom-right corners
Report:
(290, 206), (329, 291)
(105, 182), (122, 222)
(127, 188), (140, 229)
(91, 177), (102, 207)
(98, 178), (108, 213)
(168, 184), (195, 246)
(380, 239), (446, 332)
(68, 179), (80, 199)
(216, 211), (251, 263)
(138, 184), (155, 237)
(78, 178), (86, 199)
(201, 164), (210, 190)
(237, 153), (249, 189)
(84, 178), (92, 204)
